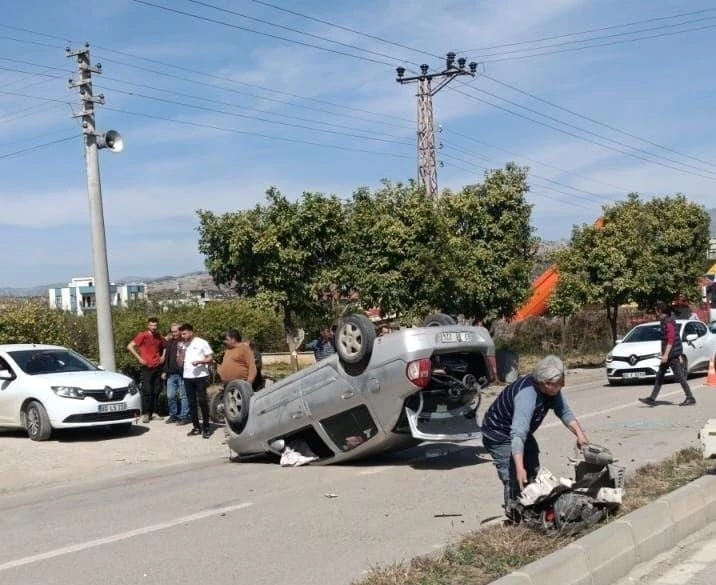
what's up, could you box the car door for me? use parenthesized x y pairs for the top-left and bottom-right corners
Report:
(682, 322), (709, 370)
(0, 355), (22, 426)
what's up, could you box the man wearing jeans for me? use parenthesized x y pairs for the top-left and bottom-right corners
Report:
(127, 317), (166, 423)
(481, 355), (589, 521)
(639, 303), (696, 407)
(179, 323), (214, 438)
(162, 323), (190, 425)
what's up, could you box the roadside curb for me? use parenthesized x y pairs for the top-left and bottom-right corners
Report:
(490, 473), (716, 585)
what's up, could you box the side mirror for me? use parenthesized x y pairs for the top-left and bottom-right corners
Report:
(615, 338), (623, 344)
(685, 333), (698, 342)
(0, 369), (15, 381)
(97, 365), (105, 371)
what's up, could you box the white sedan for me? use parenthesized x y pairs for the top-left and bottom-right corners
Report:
(0, 344), (141, 441)
(605, 320), (716, 385)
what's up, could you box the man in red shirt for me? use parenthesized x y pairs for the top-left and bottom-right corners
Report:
(127, 317), (167, 422)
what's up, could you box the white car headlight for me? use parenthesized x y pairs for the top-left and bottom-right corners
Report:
(128, 381), (139, 395)
(606, 352), (613, 363)
(51, 386), (86, 399)
(651, 352), (661, 359)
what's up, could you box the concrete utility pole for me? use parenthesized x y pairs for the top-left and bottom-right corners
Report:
(66, 43), (124, 371)
(396, 52), (477, 198)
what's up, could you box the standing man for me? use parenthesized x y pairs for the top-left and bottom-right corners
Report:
(217, 329), (257, 387)
(481, 355), (589, 521)
(305, 326), (336, 362)
(127, 317), (166, 423)
(639, 303), (696, 407)
(179, 323), (214, 438)
(162, 322), (190, 425)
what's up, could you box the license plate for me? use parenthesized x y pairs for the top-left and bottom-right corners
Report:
(99, 402), (127, 413)
(441, 331), (473, 343)
(623, 372), (645, 379)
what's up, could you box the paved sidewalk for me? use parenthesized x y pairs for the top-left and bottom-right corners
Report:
(614, 521), (716, 585)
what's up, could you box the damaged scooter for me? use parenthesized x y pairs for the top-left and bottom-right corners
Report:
(506, 443), (626, 535)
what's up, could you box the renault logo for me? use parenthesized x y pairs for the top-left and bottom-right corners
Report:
(104, 386), (114, 400)
(629, 355), (638, 366)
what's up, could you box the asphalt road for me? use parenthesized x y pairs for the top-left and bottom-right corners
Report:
(1, 370), (713, 585)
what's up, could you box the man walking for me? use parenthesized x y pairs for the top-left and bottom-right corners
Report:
(639, 303), (696, 407)
(217, 329), (257, 387)
(162, 322), (190, 425)
(481, 355), (590, 521)
(127, 317), (166, 423)
(179, 323), (214, 438)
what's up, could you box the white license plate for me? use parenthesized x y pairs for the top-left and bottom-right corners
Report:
(441, 331), (473, 343)
(623, 372), (645, 379)
(99, 402), (127, 413)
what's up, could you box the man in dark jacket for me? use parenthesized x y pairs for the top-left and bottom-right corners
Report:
(639, 303), (696, 407)
(162, 322), (190, 425)
(481, 355), (589, 518)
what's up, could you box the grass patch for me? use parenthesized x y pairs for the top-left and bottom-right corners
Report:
(355, 447), (715, 585)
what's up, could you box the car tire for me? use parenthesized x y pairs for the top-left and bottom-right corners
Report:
(336, 313), (376, 368)
(422, 313), (456, 327)
(25, 400), (52, 441)
(209, 389), (225, 425)
(224, 380), (252, 435)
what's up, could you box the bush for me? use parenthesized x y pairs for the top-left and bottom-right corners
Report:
(0, 298), (285, 380)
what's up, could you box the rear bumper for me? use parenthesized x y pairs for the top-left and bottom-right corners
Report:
(404, 392), (481, 442)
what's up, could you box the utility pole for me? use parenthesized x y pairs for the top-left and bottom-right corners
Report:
(396, 52), (477, 198)
(66, 43), (124, 371)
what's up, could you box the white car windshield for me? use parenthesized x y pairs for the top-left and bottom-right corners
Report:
(8, 349), (98, 375)
(622, 325), (662, 343)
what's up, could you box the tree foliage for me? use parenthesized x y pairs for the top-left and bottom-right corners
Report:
(552, 193), (711, 343)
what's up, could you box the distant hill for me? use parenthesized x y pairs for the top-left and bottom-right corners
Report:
(0, 271), (221, 298)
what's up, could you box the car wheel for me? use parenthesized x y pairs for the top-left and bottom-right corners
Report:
(209, 389), (225, 425)
(224, 380), (252, 435)
(422, 313), (456, 327)
(25, 400), (52, 441)
(336, 313), (376, 368)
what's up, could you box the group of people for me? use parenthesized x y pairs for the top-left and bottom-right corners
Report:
(481, 300), (695, 522)
(127, 318), (260, 439)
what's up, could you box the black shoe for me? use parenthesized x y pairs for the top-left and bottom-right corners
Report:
(638, 397), (656, 407)
(176, 418), (191, 426)
(165, 416), (178, 424)
(202, 427), (211, 439)
(679, 397), (696, 406)
(187, 427), (201, 436)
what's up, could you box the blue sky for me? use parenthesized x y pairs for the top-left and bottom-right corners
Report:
(1, 0), (715, 287)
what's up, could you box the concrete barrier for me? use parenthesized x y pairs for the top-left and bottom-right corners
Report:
(492, 474), (716, 585)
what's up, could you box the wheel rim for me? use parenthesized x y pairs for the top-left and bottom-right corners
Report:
(27, 406), (40, 437)
(338, 323), (363, 357)
(225, 388), (243, 421)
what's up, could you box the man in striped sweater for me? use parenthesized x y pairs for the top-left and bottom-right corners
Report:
(481, 355), (589, 519)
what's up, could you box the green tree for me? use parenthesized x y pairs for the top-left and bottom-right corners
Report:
(197, 188), (346, 331)
(340, 181), (447, 323)
(439, 163), (538, 320)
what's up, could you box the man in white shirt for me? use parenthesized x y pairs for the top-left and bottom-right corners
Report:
(179, 323), (214, 438)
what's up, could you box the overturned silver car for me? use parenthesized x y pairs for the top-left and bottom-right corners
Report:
(223, 313), (496, 464)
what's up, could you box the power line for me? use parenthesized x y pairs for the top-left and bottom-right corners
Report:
(103, 106), (415, 160)
(184, 0), (411, 64)
(469, 14), (716, 60)
(0, 135), (77, 161)
(94, 84), (413, 146)
(128, 0), (399, 67)
(94, 79), (412, 140)
(480, 73), (716, 168)
(441, 126), (633, 194)
(449, 84), (716, 181)
(459, 8), (716, 52)
(477, 22), (716, 63)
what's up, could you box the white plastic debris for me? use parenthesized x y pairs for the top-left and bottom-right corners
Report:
(279, 439), (319, 467)
(518, 467), (561, 505)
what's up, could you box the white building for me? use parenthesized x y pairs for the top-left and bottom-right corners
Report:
(49, 277), (147, 315)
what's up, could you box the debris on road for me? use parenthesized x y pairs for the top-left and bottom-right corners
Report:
(324, 493), (339, 499)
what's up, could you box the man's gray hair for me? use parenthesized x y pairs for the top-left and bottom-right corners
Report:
(532, 355), (565, 384)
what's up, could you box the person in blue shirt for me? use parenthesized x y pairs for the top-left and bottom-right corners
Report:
(481, 355), (589, 519)
(304, 325), (336, 362)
